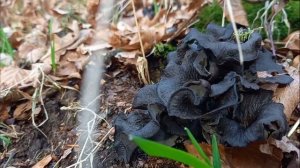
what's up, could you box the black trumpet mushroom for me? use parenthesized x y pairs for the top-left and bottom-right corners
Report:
(113, 23), (293, 163)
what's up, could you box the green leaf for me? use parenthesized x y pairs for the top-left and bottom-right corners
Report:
(211, 134), (221, 168)
(131, 135), (211, 168)
(0, 134), (11, 148)
(184, 127), (211, 166)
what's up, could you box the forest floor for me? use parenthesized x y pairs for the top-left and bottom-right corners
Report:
(0, 0), (299, 167)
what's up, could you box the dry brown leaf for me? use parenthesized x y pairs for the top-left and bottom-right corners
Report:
(0, 89), (32, 103)
(13, 101), (32, 120)
(292, 55), (300, 68)
(0, 66), (40, 91)
(185, 141), (282, 168)
(67, 29), (93, 50)
(17, 28), (47, 63)
(108, 0), (206, 54)
(273, 66), (300, 119)
(272, 136), (300, 158)
(0, 104), (10, 121)
(32, 154), (52, 168)
(65, 51), (89, 70)
(55, 51), (88, 79)
(221, 0), (249, 26)
(284, 31), (300, 51)
(9, 30), (24, 49)
(87, 0), (100, 27)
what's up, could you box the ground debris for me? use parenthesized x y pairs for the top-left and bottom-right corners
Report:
(113, 23), (294, 163)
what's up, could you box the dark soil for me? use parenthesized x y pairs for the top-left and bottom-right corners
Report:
(1, 89), (78, 167)
(1, 58), (184, 168)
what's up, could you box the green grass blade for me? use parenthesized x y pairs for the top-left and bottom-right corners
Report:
(0, 27), (14, 56)
(184, 127), (211, 166)
(48, 18), (57, 72)
(130, 135), (211, 168)
(211, 134), (221, 168)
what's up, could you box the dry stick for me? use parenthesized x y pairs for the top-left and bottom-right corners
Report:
(288, 118), (300, 137)
(225, 0), (244, 66)
(131, 0), (150, 84)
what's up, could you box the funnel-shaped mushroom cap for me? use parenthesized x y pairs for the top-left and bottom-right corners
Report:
(113, 112), (160, 162)
(168, 81), (210, 119)
(132, 84), (163, 109)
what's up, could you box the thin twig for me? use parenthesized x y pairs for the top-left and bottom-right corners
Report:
(131, 0), (145, 58)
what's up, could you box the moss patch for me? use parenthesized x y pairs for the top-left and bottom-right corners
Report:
(194, 0), (300, 40)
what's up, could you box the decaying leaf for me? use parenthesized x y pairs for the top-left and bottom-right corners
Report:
(0, 104), (10, 121)
(13, 101), (32, 120)
(17, 28), (47, 63)
(273, 66), (300, 119)
(185, 141), (283, 168)
(0, 66), (40, 91)
(284, 31), (300, 51)
(32, 154), (52, 168)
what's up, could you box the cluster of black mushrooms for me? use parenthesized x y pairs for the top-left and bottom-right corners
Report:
(113, 23), (293, 163)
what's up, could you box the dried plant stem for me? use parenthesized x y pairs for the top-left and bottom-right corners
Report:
(31, 66), (49, 139)
(225, 0), (244, 66)
(131, 0), (150, 84)
(222, 0), (226, 27)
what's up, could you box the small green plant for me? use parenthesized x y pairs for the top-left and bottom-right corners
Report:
(153, 0), (160, 15)
(154, 42), (176, 59)
(0, 27), (14, 56)
(0, 134), (11, 149)
(48, 18), (57, 73)
(0, 27), (14, 67)
(131, 127), (221, 168)
(232, 27), (263, 43)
